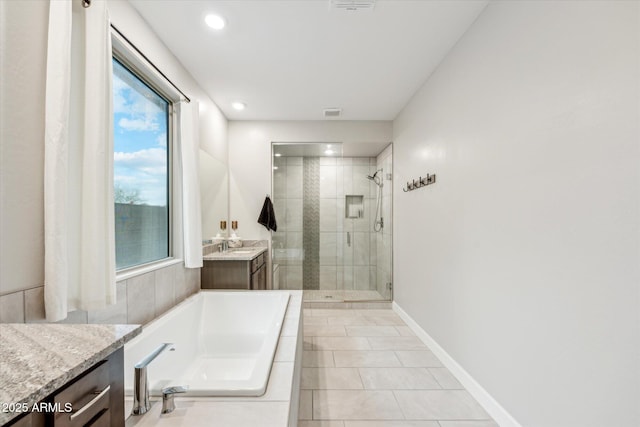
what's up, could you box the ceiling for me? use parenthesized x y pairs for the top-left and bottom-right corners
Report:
(129, 0), (487, 121)
(272, 141), (391, 158)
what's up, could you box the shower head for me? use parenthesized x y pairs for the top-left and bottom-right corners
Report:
(367, 169), (380, 180)
(367, 169), (383, 187)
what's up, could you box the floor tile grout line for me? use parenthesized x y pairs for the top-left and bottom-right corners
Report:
(311, 389), (314, 421)
(390, 389), (407, 420)
(428, 367), (447, 389)
(355, 366), (365, 390)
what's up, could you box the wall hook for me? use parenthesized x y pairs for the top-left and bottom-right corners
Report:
(402, 173), (436, 192)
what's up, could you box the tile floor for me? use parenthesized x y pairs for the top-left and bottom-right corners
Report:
(299, 307), (498, 427)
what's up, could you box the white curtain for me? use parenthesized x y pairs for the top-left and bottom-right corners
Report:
(44, 0), (115, 321)
(179, 102), (203, 268)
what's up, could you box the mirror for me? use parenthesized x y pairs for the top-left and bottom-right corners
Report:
(199, 149), (228, 240)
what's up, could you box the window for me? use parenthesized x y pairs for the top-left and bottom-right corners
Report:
(112, 57), (172, 270)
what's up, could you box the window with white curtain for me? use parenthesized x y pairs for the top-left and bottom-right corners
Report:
(111, 50), (176, 271)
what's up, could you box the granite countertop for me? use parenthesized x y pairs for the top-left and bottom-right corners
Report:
(203, 246), (267, 261)
(0, 323), (141, 425)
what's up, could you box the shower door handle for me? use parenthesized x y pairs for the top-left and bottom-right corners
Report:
(347, 232), (351, 247)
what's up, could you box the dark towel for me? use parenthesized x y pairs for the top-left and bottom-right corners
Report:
(258, 196), (278, 232)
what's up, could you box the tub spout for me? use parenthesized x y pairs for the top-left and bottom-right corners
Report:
(131, 343), (174, 415)
(162, 385), (189, 414)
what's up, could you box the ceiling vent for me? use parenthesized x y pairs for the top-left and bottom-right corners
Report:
(330, 0), (376, 12)
(323, 108), (342, 118)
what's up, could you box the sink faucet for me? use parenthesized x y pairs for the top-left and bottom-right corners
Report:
(218, 239), (229, 253)
(131, 343), (174, 415)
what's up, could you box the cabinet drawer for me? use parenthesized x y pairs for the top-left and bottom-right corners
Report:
(53, 362), (110, 427)
(86, 409), (109, 427)
(251, 253), (264, 273)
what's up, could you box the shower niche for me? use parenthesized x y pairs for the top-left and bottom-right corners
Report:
(345, 195), (364, 219)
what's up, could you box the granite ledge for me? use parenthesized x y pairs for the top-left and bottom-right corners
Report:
(0, 323), (141, 425)
(203, 247), (267, 261)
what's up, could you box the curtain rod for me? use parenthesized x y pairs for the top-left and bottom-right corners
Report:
(110, 24), (192, 103)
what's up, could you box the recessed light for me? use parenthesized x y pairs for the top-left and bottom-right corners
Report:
(273, 166), (279, 170)
(274, 153), (282, 157)
(205, 14), (226, 30)
(232, 101), (246, 111)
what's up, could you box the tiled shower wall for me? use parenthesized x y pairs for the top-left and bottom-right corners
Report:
(273, 156), (380, 291)
(0, 263), (200, 324)
(302, 157), (321, 289)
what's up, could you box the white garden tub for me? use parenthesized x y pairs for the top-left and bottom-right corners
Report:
(124, 290), (290, 397)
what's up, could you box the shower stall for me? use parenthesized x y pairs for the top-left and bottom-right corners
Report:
(271, 142), (393, 302)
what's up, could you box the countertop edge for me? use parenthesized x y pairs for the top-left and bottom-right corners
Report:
(203, 247), (267, 261)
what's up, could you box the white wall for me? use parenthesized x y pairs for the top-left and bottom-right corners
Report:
(393, 1), (639, 426)
(227, 121), (392, 240)
(0, 0), (49, 295)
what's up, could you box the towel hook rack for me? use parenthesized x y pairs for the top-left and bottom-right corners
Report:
(402, 173), (436, 192)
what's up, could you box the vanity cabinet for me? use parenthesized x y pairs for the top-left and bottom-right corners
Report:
(202, 251), (267, 290)
(5, 413), (44, 427)
(51, 347), (123, 427)
(250, 255), (267, 290)
(5, 349), (124, 427)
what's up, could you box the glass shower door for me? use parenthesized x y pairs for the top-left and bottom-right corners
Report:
(271, 142), (392, 302)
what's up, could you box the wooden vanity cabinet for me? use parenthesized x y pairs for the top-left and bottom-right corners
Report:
(250, 254), (267, 290)
(202, 252), (267, 290)
(5, 348), (124, 427)
(52, 347), (123, 427)
(5, 413), (44, 427)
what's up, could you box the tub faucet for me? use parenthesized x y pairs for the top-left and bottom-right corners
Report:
(162, 385), (189, 414)
(131, 343), (174, 416)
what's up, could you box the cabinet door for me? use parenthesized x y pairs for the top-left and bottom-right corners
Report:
(5, 412), (45, 427)
(202, 260), (250, 289)
(251, 263), (267, 290)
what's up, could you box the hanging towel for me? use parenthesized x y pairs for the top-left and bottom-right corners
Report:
(258, 196), (278, 232)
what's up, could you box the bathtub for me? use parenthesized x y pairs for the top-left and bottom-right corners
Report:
(124, 290), (290, 397)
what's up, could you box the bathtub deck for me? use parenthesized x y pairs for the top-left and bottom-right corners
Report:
(124, 290), (303, 427)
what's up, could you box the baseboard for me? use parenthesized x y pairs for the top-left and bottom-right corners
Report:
(392, 301), (522, 427)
